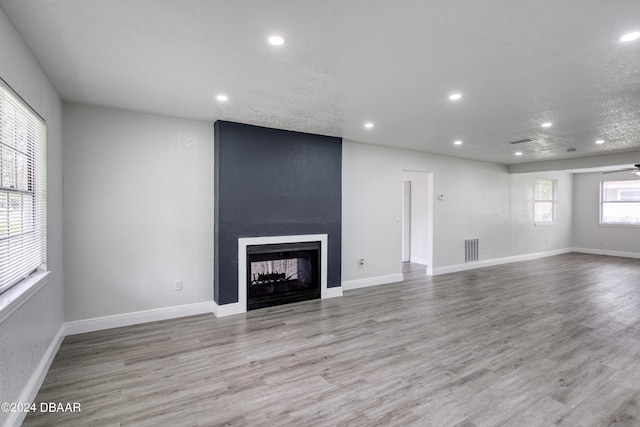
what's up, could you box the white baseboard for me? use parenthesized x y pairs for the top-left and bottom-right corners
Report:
(64, 301), (215, 335)
(433, 248), (573, 275)
(571, 247), (640, 259)
(6, 324), (65, 427)
(325, 286), (343, 298)
(211, 301), (245, 318)
(342, 273), (404, 291)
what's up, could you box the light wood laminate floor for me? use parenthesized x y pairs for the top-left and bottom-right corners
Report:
(24, 253), (640, 426)
(402, 262), (427, 281)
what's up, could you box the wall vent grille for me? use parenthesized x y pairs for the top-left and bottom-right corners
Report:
(465, 238), (479, 262)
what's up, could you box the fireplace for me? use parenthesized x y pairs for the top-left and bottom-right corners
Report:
(247, 241), (320, 310)
(214, 121), (342, 316)
(231, 234), (333, 315)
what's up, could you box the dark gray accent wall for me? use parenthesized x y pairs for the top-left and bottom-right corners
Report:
(214, 121), (342, 305)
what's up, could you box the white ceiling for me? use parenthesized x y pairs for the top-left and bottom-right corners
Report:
(2, 0), (640, 167)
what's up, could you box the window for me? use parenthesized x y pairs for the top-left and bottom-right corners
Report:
(600, 180), (640, 225)
(534, 178), (557, 223)
(0, 78), (46, 294)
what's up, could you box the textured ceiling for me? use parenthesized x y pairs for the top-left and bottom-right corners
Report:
(2, 0), (640, 166)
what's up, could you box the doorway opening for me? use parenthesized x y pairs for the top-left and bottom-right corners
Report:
(402, 170), (433, 279)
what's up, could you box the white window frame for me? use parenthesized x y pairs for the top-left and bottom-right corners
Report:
(600, 179), (640, 226)
(534, 178), (557, 224)
(0, 77), (47, 296)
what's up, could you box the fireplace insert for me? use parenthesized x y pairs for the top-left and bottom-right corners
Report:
(246, 241), (320, 310)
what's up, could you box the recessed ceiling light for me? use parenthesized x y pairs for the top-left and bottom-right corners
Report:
(449, 93), (462, 101)
(515, 151), (523, 156)
(268, 35), (286, 46)
(454, 140), (462, 145)
(620, 32), (640, 42)
(595, 139), (605, 144)
(541, 122), (552, 128)
(364, 122), (374, 129)
(216, 95), (228, 102)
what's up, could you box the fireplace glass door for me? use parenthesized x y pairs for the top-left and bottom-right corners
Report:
(247, 241), (320, 310)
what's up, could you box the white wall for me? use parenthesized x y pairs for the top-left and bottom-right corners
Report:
(0, 7), (64, 427)
(342, 141), (573, 283)
(573, 171), (640, 255)
(342, 142), (404, 282)
(63, 103), (214, 322)
(510, 171), (573, 255)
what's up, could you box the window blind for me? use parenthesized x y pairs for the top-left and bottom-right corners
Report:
(0, 78), (46, 294)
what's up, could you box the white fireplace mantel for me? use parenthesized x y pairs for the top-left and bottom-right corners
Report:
(212, 234), (342, 317)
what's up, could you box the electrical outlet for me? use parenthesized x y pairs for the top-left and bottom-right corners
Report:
(174, 280), (183, 291)
(359, 258), (365, 268)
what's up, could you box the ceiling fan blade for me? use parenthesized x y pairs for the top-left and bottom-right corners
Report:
(603, 168), (635, 174)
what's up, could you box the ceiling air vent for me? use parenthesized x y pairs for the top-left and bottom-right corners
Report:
(508, 138), (536, 145)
